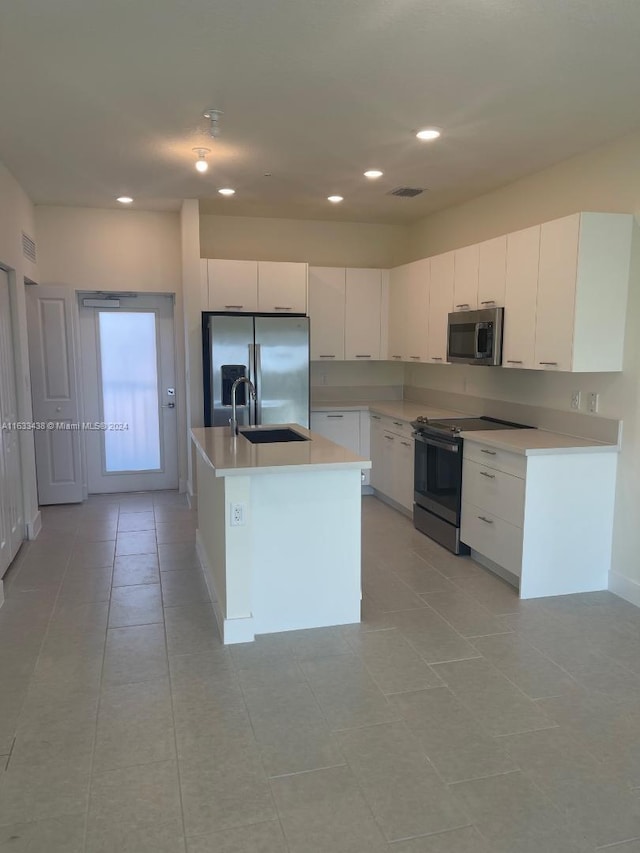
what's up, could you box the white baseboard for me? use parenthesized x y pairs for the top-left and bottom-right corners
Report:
(371, 490), (412, 519)
(609, 571), (640, 608)
(195, 529), (255, 644)
(0, 578), (4, 609)
(26, 511), (42, 540)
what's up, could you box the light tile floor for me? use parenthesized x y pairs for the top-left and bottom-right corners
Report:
(1, 492), (640, 851)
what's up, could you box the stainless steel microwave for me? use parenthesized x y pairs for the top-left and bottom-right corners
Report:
(447, 307), (504, 366)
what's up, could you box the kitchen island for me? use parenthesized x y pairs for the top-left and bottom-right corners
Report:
(191, 425), (370, 644)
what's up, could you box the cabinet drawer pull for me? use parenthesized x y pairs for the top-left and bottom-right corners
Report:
(326, 414), (343, 419)
(410, 355), (420, 360)
(393, 421), (404, 427)
(506, 360), (523, 364)
(384, 435), (394, 441)
(480, 300), (496, 305)
(318, 354), (335, 359)
(355, 354), (372, 358)
(401, 440), (411, 447)
(371, 415), (381, 420)
(456, 303), (470, 309)
(274, 306), (292, 311)
(480, 471), (496, 479)
(224, 304), (243, 309)
(432, 357), (443, 361)
(392, 355), (402, 359)
(539, 361), (558, 366)
(478, 515), (494, 524)
(480, 449), (497, 455)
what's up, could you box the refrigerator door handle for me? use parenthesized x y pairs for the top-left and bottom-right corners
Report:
(248, 344), (256, 426)
(254, 343), (263, 425)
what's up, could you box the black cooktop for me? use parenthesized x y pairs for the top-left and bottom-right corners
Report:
(416, 416), (531, 435)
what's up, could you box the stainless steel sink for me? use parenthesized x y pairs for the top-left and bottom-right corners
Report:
(240, 427), (309, 444)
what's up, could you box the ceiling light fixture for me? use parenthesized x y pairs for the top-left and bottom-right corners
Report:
(193, 148), (210, 173)
(416, 128), (441, 141)
(218, 188), (235, 196)
(364, 170), (383, 179)
(116, 196), (133, 204)
(203, 108), (223, 138)
(328, 195), (343, 203)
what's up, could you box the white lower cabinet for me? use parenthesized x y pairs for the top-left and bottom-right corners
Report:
(369, 413), (414, 512)
(310, 410), (370, 486)
(461, 438), (618, 599)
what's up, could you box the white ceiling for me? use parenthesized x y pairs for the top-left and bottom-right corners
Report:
(1, 0), (640, 224)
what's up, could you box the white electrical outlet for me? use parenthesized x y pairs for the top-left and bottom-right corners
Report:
(570, 391), (581, 410)
(230, 502), (245, 526)
(588, 392), (600, 414)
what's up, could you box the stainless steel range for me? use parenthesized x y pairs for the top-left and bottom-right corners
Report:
(411, 416), (530, 554)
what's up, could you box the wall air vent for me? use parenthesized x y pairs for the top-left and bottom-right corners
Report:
(22, 232), (36, 263)
(388, 187), (426, 198)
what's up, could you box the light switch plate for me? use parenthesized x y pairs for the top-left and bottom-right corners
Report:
(588, 392), (600, 414)
(570, 391), (581, 410)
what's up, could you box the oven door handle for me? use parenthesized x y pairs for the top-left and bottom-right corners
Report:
(413, 433), (459, 453)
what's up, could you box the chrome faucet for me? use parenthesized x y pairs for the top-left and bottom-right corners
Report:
(230, 376), (256, 436)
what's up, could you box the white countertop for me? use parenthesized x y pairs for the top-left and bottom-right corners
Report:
(191, 425), (372, 477)
(311, 399), (467, 422)
(461, 428), (618, 456)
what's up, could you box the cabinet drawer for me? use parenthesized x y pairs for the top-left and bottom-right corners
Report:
(461, 502), (523, 577)
(309, 411), (360, 455)
(462, 459), (525, 528)
(372, 413), (411, 438)
(464, 441), (526, 479)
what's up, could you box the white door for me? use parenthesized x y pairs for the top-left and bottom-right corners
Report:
(26, 285), (84, 504)
(427, 251), (454, 363)
(79, 294), (178, 493)
(0, 270), (25, 575)
(345, 268), (382, 361)
(503, 225), (541, 370)
(308, 267), (346, 361)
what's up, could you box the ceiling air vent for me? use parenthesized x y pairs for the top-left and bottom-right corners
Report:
(388, 186), (426, 198)
(22, 232), (36, 263)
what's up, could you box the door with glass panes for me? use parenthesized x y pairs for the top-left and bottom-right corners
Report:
(79, 294), (178, 493)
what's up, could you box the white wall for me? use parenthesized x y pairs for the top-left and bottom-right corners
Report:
(200, 214), (406, 268)
(0, 162), (40, 540)
(403, 127), (640, 599)
(34, 206), (189, 491)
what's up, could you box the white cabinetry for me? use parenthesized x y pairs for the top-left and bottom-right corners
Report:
(257, 261), (307, 314)
(345, 268), (384, 361)
(478, 235), (507, 308)
(535, 212), (632, 373)
(369, 413), (414, 512)
(502, 226), (540, 370)
(206, 260), (307, 314)
(310, 409), (370, 486)
(461, 438), (618, 599)
(427, 251), (454, 364)
(453, 244), (479, 311)
(388, 261), (429, 363)
(207, 259), (258, 312)
(308, 267), (345, 361)
(388, 264), (409, 362)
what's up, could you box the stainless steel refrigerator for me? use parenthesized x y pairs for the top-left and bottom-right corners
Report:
(202, 313), (310, 429)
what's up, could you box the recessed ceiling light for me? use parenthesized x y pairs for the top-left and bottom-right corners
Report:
(416, 128), (441, 141)
(328, 195), (343, 203)
(364, 170), (383, 179)
(218, 188), (235, 196)
(116, 196), (133, 204)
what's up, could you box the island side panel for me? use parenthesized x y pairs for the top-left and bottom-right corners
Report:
(250, 468), (362, 635)
(520, 452), (617, 598)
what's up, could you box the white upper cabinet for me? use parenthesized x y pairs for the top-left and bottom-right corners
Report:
(535, 212), (633, 373)
(257, 261), (307, 313)
(453, 244), (479, 311)
(404, 259), (430, 363)
(427, 251), (454, 363)
(478, 235), (507, 308)
(308, 267), (346, 361)
(503, 226), (540, 370)
(207, 259), (258, 312)
(388, 264), (409, 362)
(345, 268), (383, 361)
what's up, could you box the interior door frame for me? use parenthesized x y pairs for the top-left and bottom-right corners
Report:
(77, 292), (179, 494)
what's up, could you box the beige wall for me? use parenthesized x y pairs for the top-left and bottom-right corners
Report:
(0, 162), (40, 537)
(34, 205), (189, 490)
(200, 214), (406, 268)
(403, 127), (640, 598)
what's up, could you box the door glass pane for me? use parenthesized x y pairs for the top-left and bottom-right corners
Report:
(98, 312), (161, 472)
